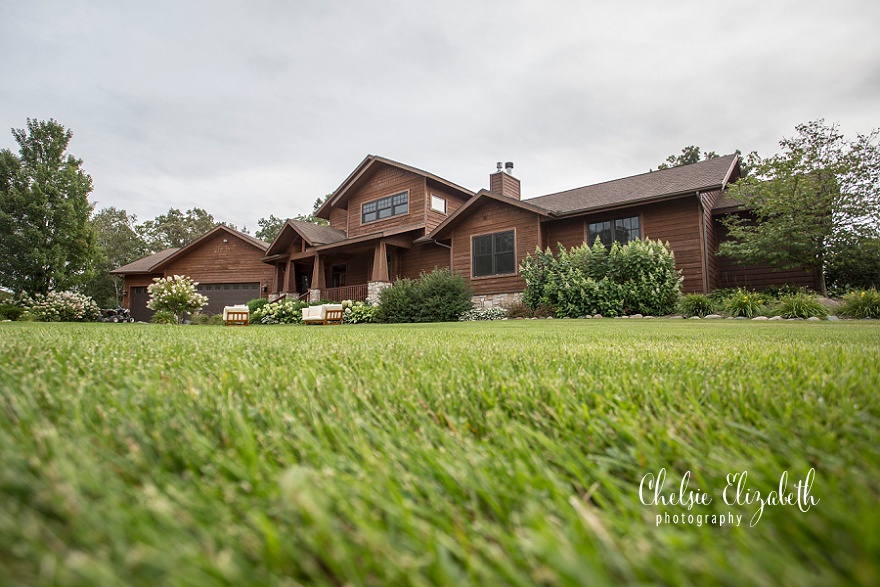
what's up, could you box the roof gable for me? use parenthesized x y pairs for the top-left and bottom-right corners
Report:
(264, 219), (347, 257)
(316, 155), (474, 219)
(112, 225), (267, 274)
(526, 154), (740, 215)
(422, 189), (551, 242)
(110, 248), (178, 274)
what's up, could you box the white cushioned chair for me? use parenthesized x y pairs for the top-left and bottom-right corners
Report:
(301, 304), (344, 325)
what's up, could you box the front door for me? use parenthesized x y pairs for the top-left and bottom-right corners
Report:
(297, 271), (310, 294)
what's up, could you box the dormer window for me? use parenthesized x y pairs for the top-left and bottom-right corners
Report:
(362, 191), (408, 224)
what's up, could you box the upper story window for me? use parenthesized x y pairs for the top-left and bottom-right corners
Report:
(430, 194), (446, 214)
(472, 230), (516, 277)
(362, 191), (408, 224)
(588, 215), (640, 248)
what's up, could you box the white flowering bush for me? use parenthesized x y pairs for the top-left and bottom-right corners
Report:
(458, 307), (508, 321)
(147, 275), (208, 324)
(20, 291), (101, 322)
(343, 300), (378, 324)
(252, 299), (308, 324)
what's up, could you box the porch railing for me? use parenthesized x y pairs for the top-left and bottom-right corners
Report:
(318, 284), (368, 302)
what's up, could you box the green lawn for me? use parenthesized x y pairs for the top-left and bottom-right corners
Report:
(1, 320), (878, 586)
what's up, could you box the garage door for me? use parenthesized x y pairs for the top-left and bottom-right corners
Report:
(196, 283), (261, 315)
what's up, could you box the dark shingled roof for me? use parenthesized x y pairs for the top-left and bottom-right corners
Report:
(525, 154), (739, 215)
(110, 248), (178, 274)
(233, 229), (270, 250)
(712, 193), (744, 212)
(287, 219), (347, 245)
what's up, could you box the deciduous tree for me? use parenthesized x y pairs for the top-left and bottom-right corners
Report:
(83, 207), (149, 307)
(719, 119), (880, 296)
(0, 119), (100, 295)
(136, 207), (219, 251)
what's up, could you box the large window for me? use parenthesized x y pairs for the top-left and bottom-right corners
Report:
(588, 215), (640, 247)
(362, 192), (408, 224)
(472, 230), (516, 277)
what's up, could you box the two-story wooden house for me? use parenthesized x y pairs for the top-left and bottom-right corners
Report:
(263, 154), (819, 307)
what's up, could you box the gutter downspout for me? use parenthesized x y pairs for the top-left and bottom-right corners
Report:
(427, 239), (453, 272)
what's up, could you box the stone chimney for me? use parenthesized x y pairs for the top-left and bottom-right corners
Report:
(489, 161), (521, 200)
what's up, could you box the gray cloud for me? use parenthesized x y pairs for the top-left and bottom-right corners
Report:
(2, 0), (878, 231)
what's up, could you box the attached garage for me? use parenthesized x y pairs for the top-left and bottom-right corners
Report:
(196, 282), (261, 314)
(112, 226), (276, 321)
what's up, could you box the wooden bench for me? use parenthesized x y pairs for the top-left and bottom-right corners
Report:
(223, 305), (250, 326)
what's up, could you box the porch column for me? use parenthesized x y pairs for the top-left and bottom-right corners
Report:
(371, 240), (389, 282)
(311, 254), (326, 289)
(367, 241), (392, 304)
(282, 261), (293, 293)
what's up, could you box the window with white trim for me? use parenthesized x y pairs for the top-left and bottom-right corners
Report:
(362, 192), (408, 224)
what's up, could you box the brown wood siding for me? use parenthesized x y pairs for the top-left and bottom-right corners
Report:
(397, 243), (451, 280)
(641, 198), (705, 293)
(450, 199), (541, 295)
(162, 232), (275, 289)
(121, 274), (162, 310)
(323, 253), (371, 286)
(702, 190), (722, 291)
(424, 182), (470, 233)
(490, 172), (521, 199)
(329, 208), (348, 231)
(346, 166), (427, 238)
(713, 217), (821, 290)
(543, 217), (586, 251)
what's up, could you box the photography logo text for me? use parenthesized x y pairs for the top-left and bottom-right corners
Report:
(638, 468), (819, 528)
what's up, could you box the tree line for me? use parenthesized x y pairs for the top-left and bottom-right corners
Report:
(0, 119), (325, 307)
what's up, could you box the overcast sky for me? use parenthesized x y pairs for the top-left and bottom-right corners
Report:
(2, 1), (878, 233)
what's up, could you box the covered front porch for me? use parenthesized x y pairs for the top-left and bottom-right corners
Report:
(269, 237), (408, 304)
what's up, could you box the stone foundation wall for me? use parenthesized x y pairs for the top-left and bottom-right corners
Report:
(471, 292), (522, 309)
(367, 281), (392, 305)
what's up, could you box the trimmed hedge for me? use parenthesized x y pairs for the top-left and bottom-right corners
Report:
(377, 268), (473, 323)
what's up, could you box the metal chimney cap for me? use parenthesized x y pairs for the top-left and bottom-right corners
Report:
(504, 161), (514, 173)
(496, 162), (503, 172)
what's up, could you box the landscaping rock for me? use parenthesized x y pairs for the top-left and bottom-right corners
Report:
(807, 316), (821, 321)
(826, 315), (840, 321)
(769, 316), (784, 320)
(688, 316), (701, 320)
(735, 317), (748, 320)
(752, 316), (769, 321)
(631, 314), (643, 319)
(705, 314), (722, 319)
(592, 314), (603, 319)
(818, 297), (842, 310)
